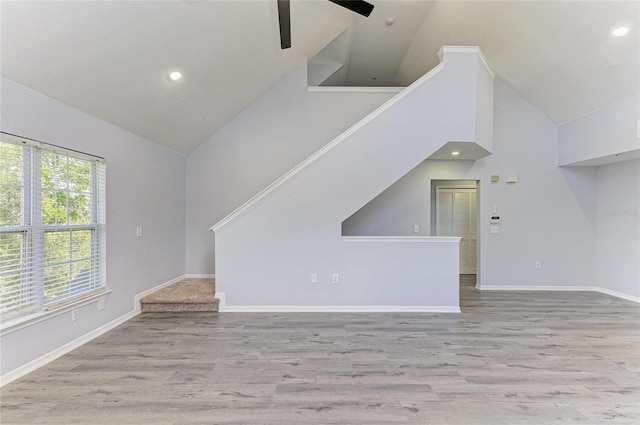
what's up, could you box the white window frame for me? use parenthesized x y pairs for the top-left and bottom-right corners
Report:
(0, 132), (107, 329)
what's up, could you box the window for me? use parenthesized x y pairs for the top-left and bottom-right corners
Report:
(0, 133), (106, 320)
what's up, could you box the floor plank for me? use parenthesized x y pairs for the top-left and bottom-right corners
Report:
(1, 277), (639, 424)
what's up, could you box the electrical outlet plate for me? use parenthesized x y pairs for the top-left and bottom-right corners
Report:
(311, 273), (318, 283)
(136, 227), (143, 237)
(332, 274), (339, 284)
(535, 261), (541, 270)
(71, 309), (80, 321)
(491, 226), (499, 234)
(98, 298), (106, 310)
(413, 224), (419, 233)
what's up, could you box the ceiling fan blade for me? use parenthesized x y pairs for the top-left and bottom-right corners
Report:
(328, 0), (374, 17)
(277, 0), (291, 49)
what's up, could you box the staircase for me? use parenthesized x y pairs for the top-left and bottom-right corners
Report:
(212, 47), (494, 312)
(140, 278), (219, 312)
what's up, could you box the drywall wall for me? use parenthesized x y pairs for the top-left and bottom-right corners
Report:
(596, 159), (640, 298)
(214, 49), (492, 309)
(342, 78), (597, 289)
(474, 52), (494, 153)
(559, 95), (640, 166)
(343, 162), (478, 236)
(185, 63), (396, 274)
(0, 78), (186, 377)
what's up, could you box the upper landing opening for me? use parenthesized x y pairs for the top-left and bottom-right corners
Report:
(307, 29), (408, 89)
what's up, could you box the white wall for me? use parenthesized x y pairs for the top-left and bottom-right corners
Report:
(474, 52), (494, 153)
(0, 79), (186, 377)
(559, 95), (640, 166)
(185, 63), (396, 274)
(343, 162), (477, 236)
(214, 49), (493, 310)
(342, 78), (598, 288)
(596, 159), (640, 298)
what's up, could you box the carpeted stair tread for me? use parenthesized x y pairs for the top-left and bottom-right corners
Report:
(140, 278), (218, 312)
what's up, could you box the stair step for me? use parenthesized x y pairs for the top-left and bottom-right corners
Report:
(141, 300), (219, 313)
(140, 278), (218, 313)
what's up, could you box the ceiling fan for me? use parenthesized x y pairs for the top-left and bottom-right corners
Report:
(277, 0), (374, 49)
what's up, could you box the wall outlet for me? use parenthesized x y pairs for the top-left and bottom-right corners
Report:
(311, 273), (318, 284)
(98, 298), (106, 310)
(535, 261), (541, 270)
(332, 274), (339, 284)
(71, 309), (80, 321)
(491, 226), (499, 234)
(136, 226), (143, 237)
(413, 224), (419, 233)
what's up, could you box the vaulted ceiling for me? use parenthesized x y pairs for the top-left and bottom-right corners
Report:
(1, 1), (638, 155)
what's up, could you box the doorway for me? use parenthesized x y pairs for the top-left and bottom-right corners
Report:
(431, 181), (478, 275)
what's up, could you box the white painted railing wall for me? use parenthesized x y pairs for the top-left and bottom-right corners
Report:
(213, 47), (494, 311)
(558, 94), (640, 166)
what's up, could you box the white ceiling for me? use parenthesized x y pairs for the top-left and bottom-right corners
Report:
(394, 0), (640, 125)
(1, 1), (638, 155)
(322, 0), (436, 86)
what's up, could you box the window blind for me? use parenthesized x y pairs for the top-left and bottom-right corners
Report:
(0, 133), (106, 318)
(0, 141), (37, 316)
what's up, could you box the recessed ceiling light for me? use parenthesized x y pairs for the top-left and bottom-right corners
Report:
(451, 151), (460, 156)
(169, 71), (182, 81)
(612, 26), (629, 37)
(385, 17), (395, 26)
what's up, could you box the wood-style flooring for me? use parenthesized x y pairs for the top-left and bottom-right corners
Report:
(1, 277), (639, 424)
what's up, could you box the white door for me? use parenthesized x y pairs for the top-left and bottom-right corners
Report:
(435, 188), (477, 274)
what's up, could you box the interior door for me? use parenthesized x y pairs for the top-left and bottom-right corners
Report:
(435, 188), (477, 274)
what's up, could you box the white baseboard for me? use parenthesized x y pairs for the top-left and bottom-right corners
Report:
(594, 287), (640, 303)
(1, 274), (188, 387)
(216, 293), (460, 313)
(478, 284), (594, 291)
(477, 284), (640, 303)
(185, 274), (215, 279)
(0, 309), (137, 387)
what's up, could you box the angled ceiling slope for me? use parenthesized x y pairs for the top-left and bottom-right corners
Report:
(395, 1), (640, 125)
(0, 0), (356, 154)
(1, 1), (638, 154)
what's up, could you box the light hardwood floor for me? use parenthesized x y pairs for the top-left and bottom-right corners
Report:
(2, 277), (639, 424)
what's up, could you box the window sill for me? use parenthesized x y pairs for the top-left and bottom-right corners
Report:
(0, 289), (111, 336)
